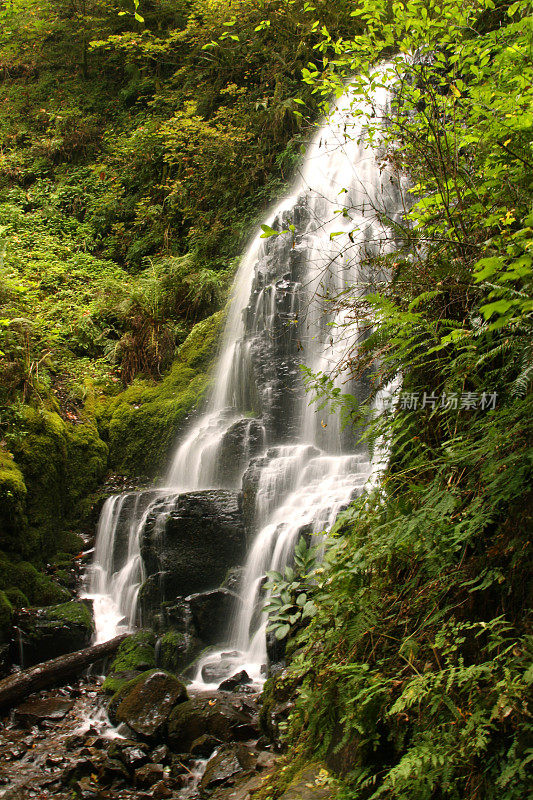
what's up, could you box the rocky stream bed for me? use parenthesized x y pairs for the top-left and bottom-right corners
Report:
(0, 675), (278, 800)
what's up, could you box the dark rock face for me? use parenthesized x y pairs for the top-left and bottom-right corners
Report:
(139, 490), (248, 623)
(266, 628), (287, 667)
(212, 418), (266, 489)
(187, 588), (242, 646)
(12, 601), (94, 668)
(112, 670), (188, 740)
(189, 734), (222, 758)
(221, 566), (244, 594)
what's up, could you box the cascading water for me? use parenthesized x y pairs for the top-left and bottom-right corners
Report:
(86, 66), (406, 684)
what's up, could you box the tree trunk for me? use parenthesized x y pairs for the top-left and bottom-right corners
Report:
(0, 633), (128, 711)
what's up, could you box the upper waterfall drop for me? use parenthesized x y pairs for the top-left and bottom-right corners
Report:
(86, 67), (405, 679)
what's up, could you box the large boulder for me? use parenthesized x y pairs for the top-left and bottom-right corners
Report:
(167, 696), (258, 754)
(110, 669), (188, 740)
(140, 490), (247, 621)
(13, 600), (94, 667)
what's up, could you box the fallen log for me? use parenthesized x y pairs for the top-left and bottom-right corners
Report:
(0, 633), (128, 711)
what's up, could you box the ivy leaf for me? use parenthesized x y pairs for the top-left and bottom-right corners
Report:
(274, 623), (291, 640)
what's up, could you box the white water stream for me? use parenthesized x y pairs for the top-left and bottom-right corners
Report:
(85, 67), (405, 682)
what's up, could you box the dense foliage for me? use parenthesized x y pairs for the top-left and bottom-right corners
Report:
(0, 0), (347, 611)
(259, 1), (532, 798)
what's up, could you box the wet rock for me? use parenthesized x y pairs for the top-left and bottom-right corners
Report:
(213, 418), (265, 489)
(75, 776), (100, 800)
(108, 738), (150, 769)
(167, 696), (258, 753)
(0, 643), (11, 678)
(140, 491), (247, 621)
(266, 628), (287, 667)
(151, 743), (171, 764)
(3, 788), (35, 800)
(157, 629), (203, 676)
(187, 589), (243, 646)
(98, 757), (130, 785)
(221, 568), (244, 594)
(111, 669), (188, 740)
(190, 734), (222, 758)
(201, 658), (241, 684)
(199, 744), (255, 794)
(134, 762), (165, 788)
(45, 754), (65, 767)
(62, 758), (98, 786)
(12, 601), (94, 667)
(218, 670), (251, 692)
(159, 598), (190, 632)
(14, 697), (74, 725)
(4, 748), (25, 761)
(152, 780), (172, 799)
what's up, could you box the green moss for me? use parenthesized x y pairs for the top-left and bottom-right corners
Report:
(102, 630), (157, 694)
(6, 406), (107, 566)
(54, 530), (85, 555)
(65, 419), (108, 509)
(176, 310), (225, 371)
(253, 761), (335, 800)
(158, 630), (202, 675)
(0, 551), (69, 606)
(0, 447), (28, 548)
(107, 668), (159, 720)
(96, 311), (224, 477)
(42, 601), (93, 628)
(0, 590), (13, 642)
(5, 587), (29, 608)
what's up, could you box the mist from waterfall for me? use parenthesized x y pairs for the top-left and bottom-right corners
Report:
(85, 66), (406, 682)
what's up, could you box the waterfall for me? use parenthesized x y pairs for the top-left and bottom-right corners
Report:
(86, 67), (405, 681)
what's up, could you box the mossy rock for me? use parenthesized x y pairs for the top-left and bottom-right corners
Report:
(108, 668), (188, 740)
(0, 448), (27, 548)
(96, 310), (224, 477)
(259, 673), (299, 745)
(278, 763), (336, 800)
(14, 600), (94, 667)
(9, 407), (107, 560)
(102, 630), (157, 694)
(5, 587), (29, 608)
(0, 551), (69, 606)
(0, 591), (13, 644)
(157, 629), (203, 676)
(65, 419), (109, 509)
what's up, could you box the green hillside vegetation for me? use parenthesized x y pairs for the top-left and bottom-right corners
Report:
(0, 0), (347, 605)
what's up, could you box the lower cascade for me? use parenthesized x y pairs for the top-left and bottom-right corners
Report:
(85, 70), (404, 686)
